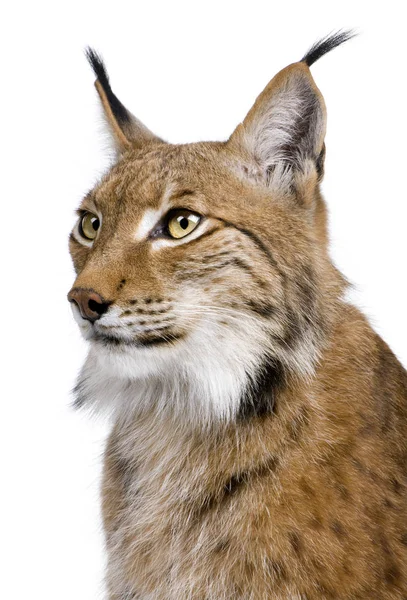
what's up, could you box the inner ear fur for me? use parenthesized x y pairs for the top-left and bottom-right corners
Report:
(86, 48), (162, 153)
(228, 62), (327, 196)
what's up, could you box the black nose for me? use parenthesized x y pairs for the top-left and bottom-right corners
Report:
(67, 288), (110, 323)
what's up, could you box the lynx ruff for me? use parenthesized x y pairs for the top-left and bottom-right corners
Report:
(68, 32), (407, 600)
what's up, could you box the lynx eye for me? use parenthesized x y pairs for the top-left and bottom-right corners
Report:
(79, 212), (100, 241)
(167, 210), (201, 239)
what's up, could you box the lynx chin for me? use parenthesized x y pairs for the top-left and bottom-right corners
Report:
(68, 32), (407, 600)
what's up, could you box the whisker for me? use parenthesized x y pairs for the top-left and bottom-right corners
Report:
(175, 303), (271, 326)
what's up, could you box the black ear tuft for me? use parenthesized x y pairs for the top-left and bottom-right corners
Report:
(302, 30), (356, 67)
(84, 47), (131, 126)
(85, 47), (110, 91)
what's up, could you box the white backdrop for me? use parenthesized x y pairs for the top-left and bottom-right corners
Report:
(1, 1), (406, 599)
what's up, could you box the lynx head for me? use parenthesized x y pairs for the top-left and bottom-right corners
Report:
(68, 33), (352, 425)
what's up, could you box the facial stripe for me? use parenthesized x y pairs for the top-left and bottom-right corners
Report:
(93, 329), (184, 348)
(175, 224), (226, 246)
(178, 256), (270, 289)
(138, 331), (186, 346)
(169, 189), (196, 200)
(220, 219), (286, 281)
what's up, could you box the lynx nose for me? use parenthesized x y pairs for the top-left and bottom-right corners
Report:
(68, 288), (110, 323)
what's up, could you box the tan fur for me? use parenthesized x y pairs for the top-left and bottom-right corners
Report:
(69, 47), (407, 599)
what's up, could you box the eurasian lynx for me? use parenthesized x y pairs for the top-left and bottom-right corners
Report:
(68, 32), (407, 599)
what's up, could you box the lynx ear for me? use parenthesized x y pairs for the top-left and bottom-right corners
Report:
(228, 31), (355, 194)
(228, 61), (326, 192)
(85, 48), (162, 153)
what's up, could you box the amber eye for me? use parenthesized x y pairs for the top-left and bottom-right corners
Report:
(79, 212), (100, 241)
(167, 210), (201, 239)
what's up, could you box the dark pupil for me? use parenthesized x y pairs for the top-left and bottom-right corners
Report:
(91, 217), (100, 231)
(179, 216), (189, 230)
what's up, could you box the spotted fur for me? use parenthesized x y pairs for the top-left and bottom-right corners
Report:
(68, 33), (407, 599)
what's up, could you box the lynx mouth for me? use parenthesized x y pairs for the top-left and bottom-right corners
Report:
(71, 300), (185, 348)
(92, 328), (186, 349)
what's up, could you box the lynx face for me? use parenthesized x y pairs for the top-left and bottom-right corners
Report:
(69, 41), (347, 423)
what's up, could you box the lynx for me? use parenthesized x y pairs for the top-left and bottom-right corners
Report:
(68, 32), (407, 599)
